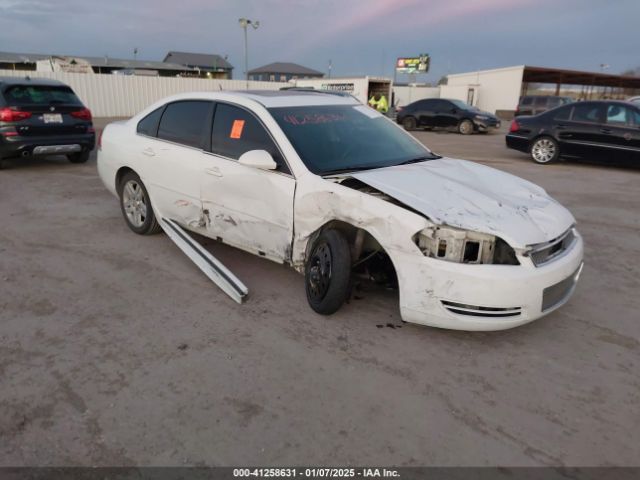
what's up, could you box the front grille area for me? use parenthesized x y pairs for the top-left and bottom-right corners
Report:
(542, 266), (581, 311)
(529, 229), (576, 267)
(442, 300), (522, 318)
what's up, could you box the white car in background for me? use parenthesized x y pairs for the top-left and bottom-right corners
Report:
(97, 90), (584, 331)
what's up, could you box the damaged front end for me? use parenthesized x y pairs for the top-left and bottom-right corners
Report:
(413, 225), (519, 265)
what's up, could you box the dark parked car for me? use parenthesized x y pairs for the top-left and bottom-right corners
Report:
(506, 100), (640, 164)
(0, 76), (95, 169)
(516, 95), (573, 117)
(397, 98), (500, 135)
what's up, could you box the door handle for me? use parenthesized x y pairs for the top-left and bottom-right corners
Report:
(205, 167), (223, 177)
(600, 128), (612, 134)
(142, 147), (156, 157)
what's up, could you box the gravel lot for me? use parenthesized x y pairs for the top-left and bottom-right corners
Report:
(1, 119), (639, 467)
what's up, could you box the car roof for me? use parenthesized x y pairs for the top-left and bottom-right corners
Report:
(237, 90), (360, 107)
(158, 90), (361, 108)
(0, 76), (69, 88)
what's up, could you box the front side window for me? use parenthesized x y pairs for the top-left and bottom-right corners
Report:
(606, 104), (630, 125)
(571, 103), (604, 123)
(269, 104), (438, 175)
(211, 103), (289, 173)
(157, 101), (212, 148)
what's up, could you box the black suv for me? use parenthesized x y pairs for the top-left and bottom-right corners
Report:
(0, 76), (95, 168)
(397, 98), (500, 134)
(516, 95), (573, 117)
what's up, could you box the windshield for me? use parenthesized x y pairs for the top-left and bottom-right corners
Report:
(3, 85), (82, 107)
(269, 104), (438, 175)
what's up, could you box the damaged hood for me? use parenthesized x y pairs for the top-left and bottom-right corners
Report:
(351, 158), (575, 247)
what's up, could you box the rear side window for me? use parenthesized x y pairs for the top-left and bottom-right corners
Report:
(3, 85), (82, 106)
(157, 101), (212, 148)
(553, 105), (572, 120)
(211, 103), (289, 173)
(571, 104), (604, 123)
(136, 107), (164, 137)
(520, 97), (533, 106)
(534, 97), (547, 107)
(547, 97), (562, 108)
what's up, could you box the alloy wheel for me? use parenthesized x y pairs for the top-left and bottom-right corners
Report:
(122, 180), (147, 227)
(532, 138), (556, 163)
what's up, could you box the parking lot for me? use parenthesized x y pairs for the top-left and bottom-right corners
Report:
(1, 119), (639, 466)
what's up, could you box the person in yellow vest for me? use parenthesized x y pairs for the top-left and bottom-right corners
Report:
(368, 93), (389, 113)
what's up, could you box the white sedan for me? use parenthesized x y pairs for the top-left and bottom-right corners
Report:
(97, 91), (584, 331)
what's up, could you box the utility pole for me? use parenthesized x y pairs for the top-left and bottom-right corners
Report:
(239, 18), (260, 89)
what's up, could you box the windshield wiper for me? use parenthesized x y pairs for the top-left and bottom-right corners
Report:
(396, 154), (441, 166)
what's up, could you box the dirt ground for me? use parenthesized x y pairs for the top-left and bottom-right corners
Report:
(1, 120), (638, 467)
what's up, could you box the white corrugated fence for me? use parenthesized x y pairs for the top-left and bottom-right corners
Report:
(0, 69), (287, 117)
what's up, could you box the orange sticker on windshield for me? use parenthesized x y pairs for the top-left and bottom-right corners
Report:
(230, 120), (245, 139)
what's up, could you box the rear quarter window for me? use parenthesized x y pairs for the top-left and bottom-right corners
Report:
(3, 85), (82, 106)
(136, 107), (164, 137)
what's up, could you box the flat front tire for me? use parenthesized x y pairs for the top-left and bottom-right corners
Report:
(530, 136), (559, 164)
(305, 229), (352, 315)
(118, 171), (162, 235)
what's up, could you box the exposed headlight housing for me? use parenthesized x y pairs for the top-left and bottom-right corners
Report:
(413, 226), (519, 265)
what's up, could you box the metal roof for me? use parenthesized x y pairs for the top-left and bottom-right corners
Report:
(448, 64), (640, 89)
(163, 51), (234, 71)
(0, 51), (196, 72)
(522, 66), (640, 89)
(248, 62), (323, 76)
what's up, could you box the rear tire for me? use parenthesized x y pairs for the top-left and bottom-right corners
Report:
(458, 119), (474, 135)
(402, 117), (417, 131)
(68, 150), (90, 164)
(530, 136), (559, 164)
(305, 229), (352, 315)
(118, 171), (162, 235)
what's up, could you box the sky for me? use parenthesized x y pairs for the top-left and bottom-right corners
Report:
(0, 0), (638, 82)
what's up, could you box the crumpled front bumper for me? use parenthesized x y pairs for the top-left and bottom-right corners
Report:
(391, 232), (584, 331)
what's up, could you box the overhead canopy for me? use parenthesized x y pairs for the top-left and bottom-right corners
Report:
(522, 65), (640, 89)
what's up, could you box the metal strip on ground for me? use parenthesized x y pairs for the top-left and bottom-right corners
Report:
(160, 217), (249, 304)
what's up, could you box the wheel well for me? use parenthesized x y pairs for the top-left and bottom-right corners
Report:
(115, 167), (134, 193)
(307, 220), (398, 288)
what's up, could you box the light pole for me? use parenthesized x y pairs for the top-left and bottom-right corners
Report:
(239, 18), (259, 89)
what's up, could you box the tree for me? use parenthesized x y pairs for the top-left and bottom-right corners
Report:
(437, 75), (448, 85)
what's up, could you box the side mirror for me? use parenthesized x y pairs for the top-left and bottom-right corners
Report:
(238, 150), (277, 170)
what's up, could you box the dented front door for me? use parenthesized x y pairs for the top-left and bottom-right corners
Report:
(200, 157), (295, 262)
(201, 102), (295, 263)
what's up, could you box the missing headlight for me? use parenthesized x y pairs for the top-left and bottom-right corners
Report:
(414, 226), (519, 265)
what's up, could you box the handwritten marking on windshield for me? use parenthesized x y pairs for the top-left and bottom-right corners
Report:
(283, 113), (346, 125)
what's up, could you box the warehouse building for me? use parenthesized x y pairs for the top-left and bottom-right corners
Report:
(248, 62), (323, 82)
(445, 65), (640, 117)
(163, 51), (234, 79)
